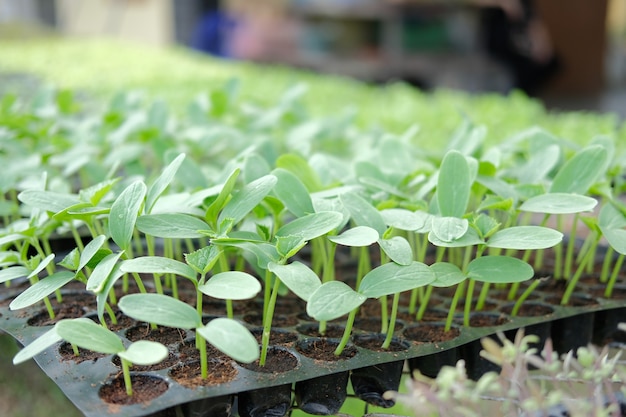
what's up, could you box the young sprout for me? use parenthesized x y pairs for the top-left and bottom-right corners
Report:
(119, 293), (259, 378)
(13, 318), (168, 397)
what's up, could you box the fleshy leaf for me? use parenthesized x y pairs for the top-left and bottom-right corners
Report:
(118, 340), (169, 366)
(118, 293), (201, 329)
(437, 150), (471, 218)
(340, 192), (387, 236)
(359, 261), (435, 298)
(327, 226), (379, 247)
(550, 144), (609, 194)
(120, 256), (197, 282)
(430, 216), (469, 243)
(109, 181), (147, 250)
(136, 213), (209, 238)
(519, 193), (598, 214)
(198, 271), (261, 300)
(185, 245), (222, 275)
(13, 326), (62, 365)
(268, 261), (321, 301)
(197, 318), (259, 363)
(307, 281), (366, 322)
(275, 211), (344, 242)
(487, 226), (563, 250)
(78, 235), (107, 272)
(467, 256), (533, 283)
(378, 236), (413, 266)
(380, 208), (428, 232)
(429, 262), (466, 287)
(56, 319), (124, 354)
(272, 168), (314, 217)
(146, 153), (185, 214)
(10, 271), (75, 310)
(218, 174), (277, 227)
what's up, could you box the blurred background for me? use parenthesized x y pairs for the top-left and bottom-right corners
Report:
(2, 0), (626, 117)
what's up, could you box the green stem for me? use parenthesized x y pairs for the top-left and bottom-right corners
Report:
(335, 307), (358, 356)
(260, 275), (280, 367)
(322, 240), (336, 283)
(355, 246), (371, 289)
(379, 295), (388, 334)
(416, 285), (433, 321)
(511, 279), (542, 316)
(71, 343), (79, 356)
(604, 253), (625, 298)
(197, 273), (206, 317)
(121, 358), (133, 396)
(564, 214), (579, 279)
(561, 245), (596, 305)
(131, 272), (147, 293)
(475, 282), (490, 311)
(553, 215), (564, 279)
(382, 292), (400, 349)
(408, 288), (419, 315)
(445, 280), (466, 332)
(463, 279), (475, 327)
(507, 282), (520, 301)
(69, 223), (85, 251)
(43, 296), (55, 320)
(104, 303), (118, 326)
(198, 332), (208, 379)
(226, 299), (234, 319)
(600, 245), (614, 283)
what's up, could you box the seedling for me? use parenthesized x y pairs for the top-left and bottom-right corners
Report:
(13, 318), (168, 396)
(119, 293), (259, 378)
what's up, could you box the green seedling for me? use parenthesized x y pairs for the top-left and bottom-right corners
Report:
(119, 293), (259, 378)
(13, 318), (168, 396)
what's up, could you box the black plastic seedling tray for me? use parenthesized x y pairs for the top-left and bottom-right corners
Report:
(1, 279), (625, 417)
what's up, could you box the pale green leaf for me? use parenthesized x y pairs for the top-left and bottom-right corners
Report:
(86, 251), (125, 293)
(519, 193), (598, 214)
(268, 261), (321, 301)
(10, 271), (75, 310)
(118, 340), (169, 366)
(550, 145), (609, 194)
(487, 226), (563, 250)
(136, 213), (209, 238)
(327, 226), (378, 247)
(56, 319), (124, 354)
(120, 256), (197, 282)
(118, 293), (201, 329)
(78, 235), (107, 272)
(146, 153), (185, 214)
(359, 261), (434, 298)
(198, 271), (261, 300)
(307, 281), (366, 321)
(275, 211), (344, 241)
(197, 318), (259, 363)
(429, 262), (466, 287)
(272, 168), (314, 217)
(437, 150), (471, 218)
(467, 256), (533, 283)
(218, 174), (277, 227)
(378, 236), (413, 265)
(109, 181), (147, 250)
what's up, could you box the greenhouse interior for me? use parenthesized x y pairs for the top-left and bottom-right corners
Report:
(2, 1), (626, 417)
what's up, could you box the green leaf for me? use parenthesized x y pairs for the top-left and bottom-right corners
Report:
(472, 214), (500, 239)
(276, 153), (323, 192)
(118, 293), (201, 329)
(218, 174), (277, 227)
(268, 262), (321, 301)
(185, 245), (222, 275)
(514, 144), (560, 184)
(0, 266), (29, 284)
(550, 145), (609, 194)
(340, 192), (386, 236)
(380, 208), (428, 232)
(78, 235), (107, 272)
(198, 271), (261, 300)
(18, 190), (80, 214)
(487, 226), (563, 250)
(599, 203), (626, 230)
(79, 178), (121, 205)
(120, 256), (197, 282)
(197, 318), (259, 363)
(109, 181), (147, 250)
(430, 216), (469, 243)
(275, 235), (306, 259)
(205, 168), (240, 225)
(136, 213), (209, 238)
(56, 319), (124, 354)
(466, 256), (533, 283)
(13, 326), (62, 365)
(27, 253), (55, 279)
(327, 226), (378, 247)
(59, 248), (80, 271)
(275, 211), (344, 242)
(429, 262), (466, 287)
(211, 239), (279, 270)
(378, 236), (413, 266)
(307, 281), (366, 321)
(519, 193), (598, 214)
(118, 340), (169, 366)
(146, 153), (186, 214)
(601, 228), (626, 255)
(272, 168), (314, 217)
(428, 226), (484, 248)
(359, 261), (434, 298)
(437, 150), (471, 218)
(86, 251), (125, 293)
(10, 271), (75, 310)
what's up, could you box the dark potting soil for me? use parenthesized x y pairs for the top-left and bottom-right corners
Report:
(169, 359), (238, 388)
(352, 335), (408, 353)
(125, 324), (187, 345)
(403, 324), (460, 344)
(469, 313), (509, 327)
(354, 317), (404, 333)
(591, 286), (626, 300)
(251, 328), (299, 345)
(239, 347), (299, 374)
(59, 343), (108, 364)
(177, 338), (227, 362)
(296, 339), (357, 362)
(51, 292), (98, 310)
(296, 323), (345, 338)
(243, 312), (299, 327)
(544, 295), (598, 308)
(27, 304), (88, 326)
(501, 303), (554, 317)
(86, 310), (135, 332)
(99, 374), (168, 405)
